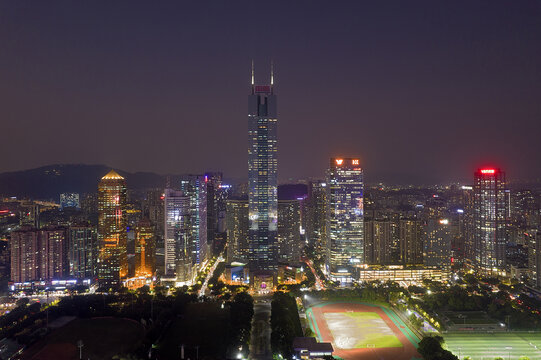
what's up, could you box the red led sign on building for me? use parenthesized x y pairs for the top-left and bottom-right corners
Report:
(480, 169), (496, 174)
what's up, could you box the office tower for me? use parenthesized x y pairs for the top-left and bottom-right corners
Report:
(400, 219), (424, 265)
(226, 199), (249, 263)
(364, 219), (393, 265)
(144, 190), (165, 237)
(461, 185), (475, 266)
(305, 180), (328, 256)
(326, 157), (364, 283)
(214, 183), (231, 253)
(135, 218), (155, 278)
(473, 168), (508, 274)
(97, 170), (128, 288)
(10, 229), (39, 282)
(11, 227), (68, 282)
(424, 218), (452, 269)
(248, 64), (278, 285)
(278, 200), (301, 264)
(512, 190), (540, 228)
(205, 172), (222, 255)
(164, 188), (191, 282)
(179, 175), (208, 267)
(60, 193), (80, 210)
(68, 226), (97, 279)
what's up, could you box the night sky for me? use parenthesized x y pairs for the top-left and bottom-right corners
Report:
(1, 1), (540, 184)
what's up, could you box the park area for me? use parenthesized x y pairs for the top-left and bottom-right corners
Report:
(306, 301), (421, 360)
(21, 317), (145, 360)
(444, 332), (541, 360)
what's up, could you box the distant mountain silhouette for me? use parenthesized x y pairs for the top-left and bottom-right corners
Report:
(0, 164), (165, 201)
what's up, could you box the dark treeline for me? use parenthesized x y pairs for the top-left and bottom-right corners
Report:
(271, 292), (303, 358)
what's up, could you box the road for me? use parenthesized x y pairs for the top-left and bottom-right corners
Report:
(303, 258), (325, 290)
(249, 296), (272, 360)
(199, 255), (224, 297)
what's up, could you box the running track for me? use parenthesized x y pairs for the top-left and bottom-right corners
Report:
(306, 301), (422, 360)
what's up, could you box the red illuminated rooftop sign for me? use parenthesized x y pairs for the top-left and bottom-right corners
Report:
(254, 85), (271, 94)
(480, 169), (496, 174)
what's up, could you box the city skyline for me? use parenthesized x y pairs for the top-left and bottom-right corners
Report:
(0, 1), (540, 185)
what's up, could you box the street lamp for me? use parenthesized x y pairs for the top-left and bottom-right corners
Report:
(76, 340), (84, 360)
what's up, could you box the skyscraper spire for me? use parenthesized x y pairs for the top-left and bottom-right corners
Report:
(251, 59), (255, 94)
(270, 60), (274, 93)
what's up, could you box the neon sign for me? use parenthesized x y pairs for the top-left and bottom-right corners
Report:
(480, 169), (495, 174)
(335, 159), (343, 165)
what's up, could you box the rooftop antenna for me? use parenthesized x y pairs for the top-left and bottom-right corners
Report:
(270, 60), (274, 93)
(251, 59), (255, 94)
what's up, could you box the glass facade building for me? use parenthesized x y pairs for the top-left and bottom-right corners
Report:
(97, 170), (127, 288)
(326, 157), (364, 283)
(473, 168), (508, 274)
(164, 188), (191, 282)
(248, 74), (278, 280)
(68, 226), (97, 279)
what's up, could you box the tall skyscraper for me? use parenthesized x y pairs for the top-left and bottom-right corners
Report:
(205, 172), (222, 255)
(473, 168), (508, 275)
(179, 175), (208, 267)
(226, 199), (249, 263)
(364, 219), (393, 265)
(11, 227), (69, 283)
(10, 228), (40, 283)
(248, 64), (278, 286)
(278, 199), (301, 264)
(424, 218), (452, 269)
(400, 218), (424, 265)
(326, 157), (364, 284)
(305, 180), (328, 257)
(164, 188), (191, 282)
(97, 170), (128, 288)
(68, 225), (97, 279)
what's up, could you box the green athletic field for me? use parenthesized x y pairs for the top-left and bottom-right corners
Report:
(445, 332), (541, 360)
(324, 311), (402, 348)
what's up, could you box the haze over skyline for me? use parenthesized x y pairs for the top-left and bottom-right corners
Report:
(1, 1), (540, 184)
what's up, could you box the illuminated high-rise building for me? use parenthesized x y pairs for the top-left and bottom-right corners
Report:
(97, 170), (128, 288)
(305, 180), (328, 256)
(68, 225), (97, 279)
(326, 157), (364, 283)
(473, 168), (508, 274)
(226, 199), (249, 263)
(164, 188), (191, 282)
(400, 218), (424, 265)
(424, 218), (451, 269)
(11, 227), (69, 283)
(248, 63), (278, 285)
(135, 218), (155, 278)
(10, 229), (40, 283)
(278, 199), (301, 264)
(179, 175), (208, 267)
(364, 219), (393, 265)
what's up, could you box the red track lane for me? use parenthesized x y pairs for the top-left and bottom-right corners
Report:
(310, 302), (420, 360)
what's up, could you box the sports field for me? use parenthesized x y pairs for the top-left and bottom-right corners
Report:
(445, 332), (541, 360)
(306, 301), (421, 360)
